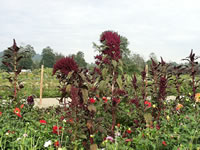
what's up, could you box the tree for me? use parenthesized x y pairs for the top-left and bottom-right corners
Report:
(146, 52), (158, 66)
(18, 45), (36, 69)
(1, 44), (36, 70)
(123, 53), (145, 74)
(55, 52), (65, 62)
(119, 35), (143, 74)
(0, 49), (13, 71)
(72, 51), (87, 68)
(120, 35), (131, 59)
(40, 46), (55, 68)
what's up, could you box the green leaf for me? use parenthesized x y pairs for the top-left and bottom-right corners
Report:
(119, 59), (123, 66)
(116, 76), (123, 90)
(66, 84), (71, 94)
(90, 144), (98, 150)
(112, 60), (117, 69)
(79, 72), (87, 81)
(99, 80), (106, 92)
(97, 126), (106, 133)
(144, 113), (152, 127)
(88, 105), (96, 112)
(102, 68), (108, 79)
(78, 134), (87, 139)
(81, 88), (88, 104)
(118, 65), (123, 73)
(67, 71), (74, 79)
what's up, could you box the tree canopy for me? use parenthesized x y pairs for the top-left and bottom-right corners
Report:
(40, 46), (55, 68)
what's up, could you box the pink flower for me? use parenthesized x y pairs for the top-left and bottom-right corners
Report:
(106, 136), (114, 142)
(125, 139), (132, 142)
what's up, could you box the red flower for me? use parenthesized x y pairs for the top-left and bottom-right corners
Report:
(14, 108), (22, 118)
(60, 116), (64, 121)
(20, 104), (24, 109)
(112, 97), (120, 105)
(68, 118), (74, 123)
(102, 97), (108, 103)
(40, 120), (47, 124)
(7, 130), (15, 134)
(53, 126), (62, 135)
(162, 141), (167, 146)
(0, 112), (2, 116)
(89, 98), (96, 104)
(126, 128), (132, 134)
(144, 101), (151, 108)
(54, 141), (59, 147)
(27, 96), (34, 105)
(156, 124), (160, 130)
(53, 57), (79, 76)
(100, 31), (121, 61)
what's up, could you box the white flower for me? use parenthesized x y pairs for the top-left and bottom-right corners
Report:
(17, 138), (21, 141)
(5, 133), (9, 136)
(63, 119), (67, 123)
(44, 140), (52, 147)
(23, 134), (28, 137)
(115, 132), (121, 137)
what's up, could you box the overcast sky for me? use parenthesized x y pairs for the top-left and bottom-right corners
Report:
(1, 0), (200, 63)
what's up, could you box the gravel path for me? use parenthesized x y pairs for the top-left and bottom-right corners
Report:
(34, 96), (177, 108)
(34, 98), (61, 108)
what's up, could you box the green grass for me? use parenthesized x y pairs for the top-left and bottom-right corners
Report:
(0, 68), (60, 99)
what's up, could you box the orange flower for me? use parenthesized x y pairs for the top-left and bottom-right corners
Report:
(54, 141), (59, 147)
(176, 103), (183, 111)
(68, 118), (74, 124)
(195, 93), (200, 103)
(14, 108), (22, 117)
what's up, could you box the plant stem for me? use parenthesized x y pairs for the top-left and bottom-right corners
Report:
(111, 70), (116, 136)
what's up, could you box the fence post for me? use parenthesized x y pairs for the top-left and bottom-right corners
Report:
(39, 65), (44, 105)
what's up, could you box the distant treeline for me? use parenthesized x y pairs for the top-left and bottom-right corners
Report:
(1, 36), (199, 75)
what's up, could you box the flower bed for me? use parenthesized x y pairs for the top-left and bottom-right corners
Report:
(0, 32), (200, 149)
